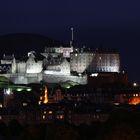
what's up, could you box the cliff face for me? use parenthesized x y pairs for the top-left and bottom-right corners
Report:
(0, 33), (63, 57)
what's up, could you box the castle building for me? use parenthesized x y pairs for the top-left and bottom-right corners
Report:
(70, 52), (93, 74)
(0, 46), (121, 85)
(89, 51), (120, 73)
(70, 48), (120, 74)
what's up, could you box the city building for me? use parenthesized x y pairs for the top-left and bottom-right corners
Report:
(0, 46), (121, 86)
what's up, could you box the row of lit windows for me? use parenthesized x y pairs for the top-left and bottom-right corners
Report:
(123, 93), (140, 97)
(65, 93), (109, 97)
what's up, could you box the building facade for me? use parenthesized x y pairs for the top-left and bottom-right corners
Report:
(0, 47), (120, 85)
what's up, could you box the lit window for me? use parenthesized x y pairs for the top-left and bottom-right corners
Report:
(114, 103), (120, 105)
(23, 103), (28, 106)
(133, 82), (137, 87)
(60, 115), (64, 119)
(17, 88), (23, 92)
(5, 88), (12, 95)
(91, 73), (98, 77)
(38, 101), (41, 105)
(78, 73), (82, 76)
(43, 115), (45, 119)
(26, 88), (32, 92)
(48, 111), (53, 114)
(56, 115), (64, 119)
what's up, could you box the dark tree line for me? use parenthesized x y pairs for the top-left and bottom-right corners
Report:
(1, 109), (140, 140)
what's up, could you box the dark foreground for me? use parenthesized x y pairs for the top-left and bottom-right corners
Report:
(0, 107), (140, 140)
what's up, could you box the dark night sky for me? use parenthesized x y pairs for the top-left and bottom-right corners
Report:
(0, 0), (140, 83)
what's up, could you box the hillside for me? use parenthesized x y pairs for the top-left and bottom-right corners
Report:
(0, 33), (63, 57)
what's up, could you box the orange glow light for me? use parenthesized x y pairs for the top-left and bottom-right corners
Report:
(129, 97), (140, 105)
(43, 86), (48, 104)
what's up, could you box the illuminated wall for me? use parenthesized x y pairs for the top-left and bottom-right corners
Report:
(70, 53), (93, 73)
(70, 52), (120, 74)
(44, 46), (73, 58)
(11, 58), (16, 73)
(17, 62), (26, 73)
(89, 53), (120, 73)
(0, 48), (120, 85)
(26, 54), (42, 74)
(26, 61), (42, 74)
(1, 54), (14, 65)
(44, 59), (70, 75)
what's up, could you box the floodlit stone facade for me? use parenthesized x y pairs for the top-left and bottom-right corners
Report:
(0, 47), (120, 85)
